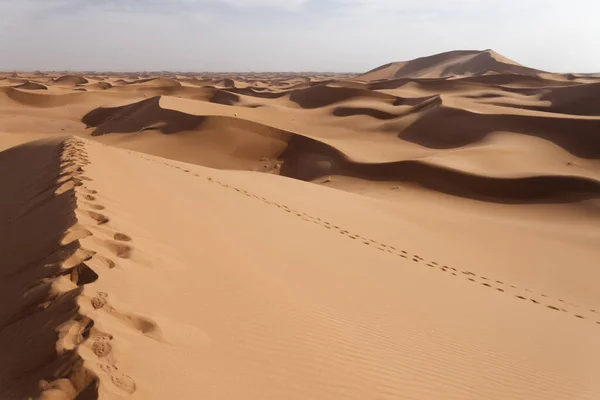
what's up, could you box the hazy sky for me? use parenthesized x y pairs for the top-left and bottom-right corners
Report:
(0, 0), (598, 73)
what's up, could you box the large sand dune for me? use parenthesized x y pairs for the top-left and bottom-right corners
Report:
(1, 51), (600, 399)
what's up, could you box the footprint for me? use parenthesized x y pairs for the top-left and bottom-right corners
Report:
(92, 340), (113, 358)
(114, 313), (163, 341)
(85, 211), (110, 225)
(128, 315), (158, 334)
(89, 254), (116, 269)
(105, 241), (132, 259)
(87, 203), (105, 211)
(84, 195), (96, 201)
(91, 296), (107, 310)
(113, 233), (132, 242)
(99, 364), (136, 395)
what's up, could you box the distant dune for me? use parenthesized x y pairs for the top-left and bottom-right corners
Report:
(50, 75), (89, 86)
(1, 52), (600, 399)
(357, 49), (545, 81)
(14, 81), (48, 90)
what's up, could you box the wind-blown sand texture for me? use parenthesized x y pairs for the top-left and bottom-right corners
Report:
(1, 50), (599, 399)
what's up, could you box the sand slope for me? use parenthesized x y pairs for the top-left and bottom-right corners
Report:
(1, 137), (599, 399)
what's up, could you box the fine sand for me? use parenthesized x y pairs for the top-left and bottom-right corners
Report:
(1, 50), (600, 399)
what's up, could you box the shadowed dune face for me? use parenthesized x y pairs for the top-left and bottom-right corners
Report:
(15, 81), (48, 90)
(395, 103), (600, 158)
(278, 135), (600, 204)
(0, 139), (98, 399)
(51, 75), (89, 86)
(538, 82), (600, 116)
(289, 85), (397, 108)
(82, 96), (207, 135)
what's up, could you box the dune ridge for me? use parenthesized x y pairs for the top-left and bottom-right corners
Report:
(0, 138), (98, 398)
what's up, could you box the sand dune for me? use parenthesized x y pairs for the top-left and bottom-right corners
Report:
(84, 82), (113, 91)
(51, 75), (89, 86)
(1, 50), (600, 399)
(357, 49), (545, 81)
(14, 81), (49, 90)
(2, 137), (599, 400)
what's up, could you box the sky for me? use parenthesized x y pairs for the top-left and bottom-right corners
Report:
(0, 0), (598, 73)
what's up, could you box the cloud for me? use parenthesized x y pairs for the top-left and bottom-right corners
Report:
(0, 0), (598, 72)
(0, 0), (313, 15)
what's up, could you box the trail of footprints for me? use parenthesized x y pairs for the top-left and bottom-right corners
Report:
(138, 152), (599, 326)
(60, 139), (153, 395)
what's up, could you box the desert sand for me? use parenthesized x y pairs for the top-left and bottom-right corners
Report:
(1, 50), (600, 399)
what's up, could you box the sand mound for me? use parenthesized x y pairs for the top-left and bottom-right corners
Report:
(51, 75), (89, 86)
(214, 78), (236, 88)
(81, 96), (291, 168)
(14, 81), (48, 90)
(128, 78), (182, 88)
(82, 96), (206, 135)
(357, 49), (544, 81)
(85, 81), (113, 90)
(394, 100), (600, 158)
(279, 134), (600, 203)
(289, 85), (399, 108)
(539, 82), (600, 116)
(0, 86), (88, 107)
